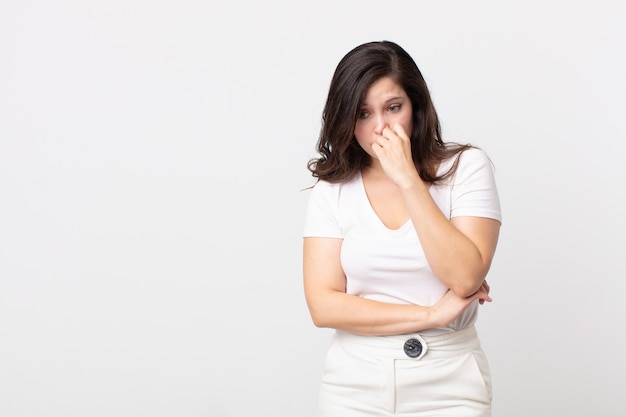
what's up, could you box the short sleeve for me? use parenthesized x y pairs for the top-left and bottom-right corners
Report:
(302, 180), (343, 238)
(450, 148), (502, 222)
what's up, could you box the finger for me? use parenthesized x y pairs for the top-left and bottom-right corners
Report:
(372, 129), (389, 143)
(392, 123), (409, 140)
(371, 137), (388, 151)
(473, 289), (492, 303)
(381, 126), (400, 141)
(370, 142), (386, 159)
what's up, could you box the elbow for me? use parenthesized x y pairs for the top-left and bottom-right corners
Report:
(449, 270), (488, 298)
(310, 316), (327, 329)
(309, 308), (332, 329)
(452, 284), (480, 299)
(305, 288), (342, 329)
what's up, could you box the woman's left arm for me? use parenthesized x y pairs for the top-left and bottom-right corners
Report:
(373, 124), (501, 297)
(404, 197), (500, 298)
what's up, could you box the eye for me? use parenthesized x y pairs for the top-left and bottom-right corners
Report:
(358, 109), (370, 119)
(389, 104), (401, 112)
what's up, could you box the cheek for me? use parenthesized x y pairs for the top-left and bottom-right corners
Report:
(354, 120), (366, 135)
(404, 121), (413, 135)
(353, 130), (374, 154)
(399, 105), (413, 131)
(353, 125), (368, 144)
(354, 134), (368, 151)
(399, 114), (413, 135)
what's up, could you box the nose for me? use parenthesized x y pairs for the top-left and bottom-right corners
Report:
(373, 114), (388, 135)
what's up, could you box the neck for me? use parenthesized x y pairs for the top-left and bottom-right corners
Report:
(362, 162), (387, 179)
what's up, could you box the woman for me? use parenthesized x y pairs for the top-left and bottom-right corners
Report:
(302, 40), (502, 416)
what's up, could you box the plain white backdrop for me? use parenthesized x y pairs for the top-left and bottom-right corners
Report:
(1, 1), (625, 416)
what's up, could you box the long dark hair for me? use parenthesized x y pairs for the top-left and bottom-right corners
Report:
(308, 40), (473, 184)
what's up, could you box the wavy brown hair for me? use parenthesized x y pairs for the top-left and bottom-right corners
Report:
(308, 40), (474, 184)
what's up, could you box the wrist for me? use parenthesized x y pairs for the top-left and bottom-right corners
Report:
(428, 305), (440, 328)
(398, 176), (428, 196)
(421, 304), (441, 330)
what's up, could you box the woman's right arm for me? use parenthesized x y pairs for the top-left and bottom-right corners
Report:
(303, 237), (490, 336)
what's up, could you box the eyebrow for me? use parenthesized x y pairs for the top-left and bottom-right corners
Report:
(361, 96), (404, 106)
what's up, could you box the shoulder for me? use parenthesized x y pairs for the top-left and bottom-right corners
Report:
(303, 177), (360, 237)
(451, 147), (495, 180)
(458, 147), (493, 165)
(307, 174), (360, 196)
(437, 146), (493, 180)
(446, 146), (502, 220)
(305, 179), (341, 202)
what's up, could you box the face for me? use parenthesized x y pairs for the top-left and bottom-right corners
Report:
(354, 76), (413, 160)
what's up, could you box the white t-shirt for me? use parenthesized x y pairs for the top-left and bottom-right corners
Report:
(303, 147), (502, 335)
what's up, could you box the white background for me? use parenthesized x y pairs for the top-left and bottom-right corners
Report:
(1, 1), (625, 416)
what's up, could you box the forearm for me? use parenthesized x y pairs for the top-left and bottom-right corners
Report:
(400, 181), (491, 297)
(306, 290), (437, 336)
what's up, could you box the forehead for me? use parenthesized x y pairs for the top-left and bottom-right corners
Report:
(362, 76), (406, 104)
